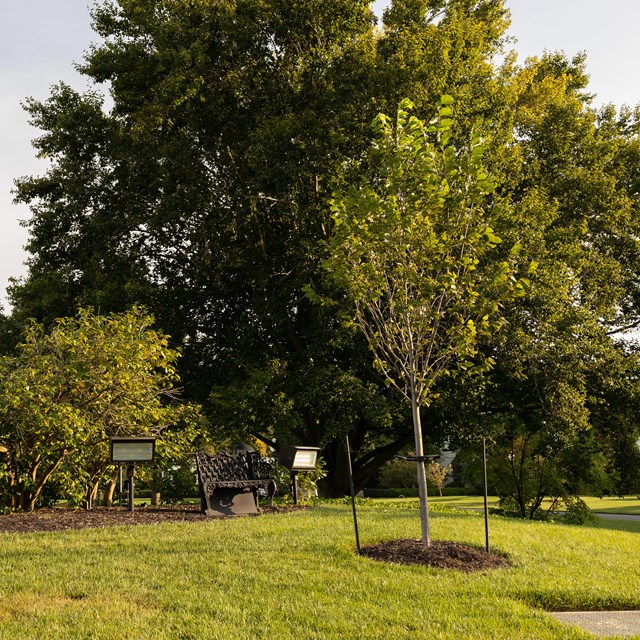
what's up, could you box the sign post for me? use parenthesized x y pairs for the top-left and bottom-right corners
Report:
(345, 435), (361, 554)
(110, 437), (156, 512)
(277, 445), (321, 505)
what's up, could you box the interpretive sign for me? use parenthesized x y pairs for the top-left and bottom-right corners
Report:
(110, 437), (156, 512)
(277, 445), (322, 505)
(110, 437), (156, 463)
(278, 445), (321, 471)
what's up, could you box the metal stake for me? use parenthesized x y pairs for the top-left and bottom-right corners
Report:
(127, 463), (135, 512)
(118, 464), (123, 507)
(482, 437), (490, 553)
(345, 435), (361, 554)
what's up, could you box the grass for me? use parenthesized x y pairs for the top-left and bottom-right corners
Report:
(0, 503), (639, 639)
(581, 495), (640, 515)
(418, 493), (640, 515)
(421, 494), (500, 509)
(595, 518), (640, 534)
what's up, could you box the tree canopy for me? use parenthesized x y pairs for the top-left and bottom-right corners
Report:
(10, 0), (640, 497)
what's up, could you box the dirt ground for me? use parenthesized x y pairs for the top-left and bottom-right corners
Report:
(360, 538), (511, 572)
(0, 504), (290, 534)
(0, 505), (510, 572)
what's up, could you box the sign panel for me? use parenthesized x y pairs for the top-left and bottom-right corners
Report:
(110, 438), (156, 463)
(278, 445), (321, 470)
(292, 449), (318, 470)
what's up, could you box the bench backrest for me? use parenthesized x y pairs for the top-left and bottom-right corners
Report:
(195, 450), (273, 484)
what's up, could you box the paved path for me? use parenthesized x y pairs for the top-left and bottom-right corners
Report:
(551, 611), (640, 637)
(594, 512), (640, 521)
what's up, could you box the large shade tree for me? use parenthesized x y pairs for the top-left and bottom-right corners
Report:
(11, 0), (516, 494)
(438, 54), (640, 513)
(10, 0), (640, 494)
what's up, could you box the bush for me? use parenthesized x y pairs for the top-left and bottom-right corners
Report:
(561, 496), (598, 525)
(272, 457), (327, 503)
(378, 457), (452, 495)
(440, 486), (478, 496)
(0, 307), (199, 512)
(378, 459), (417, 489)
(363, 485), (476, 498)
(153, 464), (199, 504)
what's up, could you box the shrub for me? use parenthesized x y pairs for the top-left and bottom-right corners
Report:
(272, 457), (327, 503)
(561, 496), (598, 525)
(152, 464), (199, 504)
(378, 457), (452, 495)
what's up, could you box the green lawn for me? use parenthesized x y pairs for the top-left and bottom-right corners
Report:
(595, 518), (640, 534)
(0, 503), (638, 639)
(581, 495), (640, 515)
(422, 493), (640, 515)
(424, 494), (501, 509)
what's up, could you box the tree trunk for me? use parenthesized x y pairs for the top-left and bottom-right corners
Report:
(85, 480), (99, 510)
(316, 429), (416, 498)
(104, 475), (118, 507)
(22, 453), (68, 512)
(22, 492), (36, 513)
(411, 383), (431, 546)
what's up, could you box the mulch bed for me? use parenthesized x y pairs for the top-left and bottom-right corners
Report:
(0, 504), (304, 534)
(360, 539), (511, 573)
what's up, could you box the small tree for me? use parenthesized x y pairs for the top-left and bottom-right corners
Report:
(425, 460), (452, 498)
(380, 456), (451, 496)
(0, 307), (198, 511)
(321, 98), (524, 545)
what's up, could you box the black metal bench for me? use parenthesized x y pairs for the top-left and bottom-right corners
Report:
(195, 450), (276, 516)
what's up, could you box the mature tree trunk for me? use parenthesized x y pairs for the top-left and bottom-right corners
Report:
(316, 428), (416, 498)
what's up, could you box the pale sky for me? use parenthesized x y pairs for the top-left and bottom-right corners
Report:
(2, 0), (640, 309)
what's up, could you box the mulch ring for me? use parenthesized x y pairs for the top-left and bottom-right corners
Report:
(360, 539), (511, 573)
(0, 504), (305, 534)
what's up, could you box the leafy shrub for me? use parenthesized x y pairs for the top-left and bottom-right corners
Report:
(364, 487), (420, 498)
(561, 496), (598, 525)
(153, 464), (199, 504)
(272, 457), (327, 503)
(379, 459), (418, 489)
(378, 457), (452, 495)
(494, 496), (552, 521)
(34, 480), (64, 509)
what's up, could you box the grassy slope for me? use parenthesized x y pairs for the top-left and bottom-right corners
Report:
(426, 494), (640, 514)
(0, 504), (638, 639)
